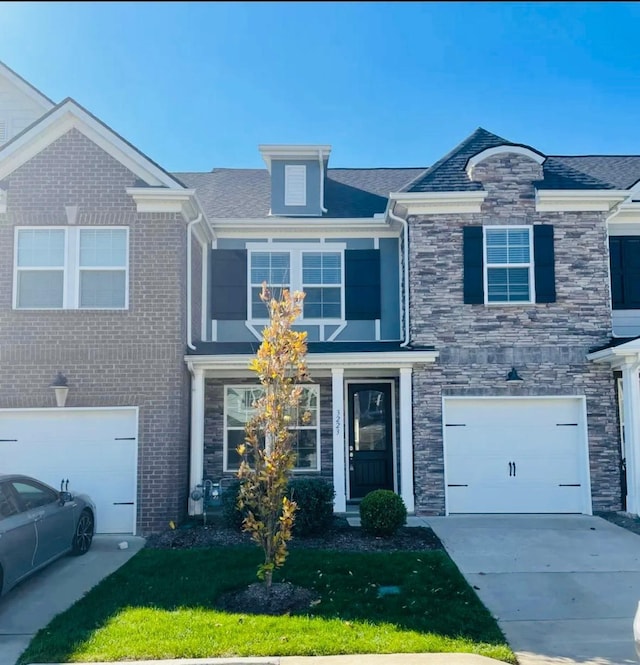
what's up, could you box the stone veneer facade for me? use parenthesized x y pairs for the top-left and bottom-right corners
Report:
(408, 153), (620, 514)
(0, 128), (191, 534)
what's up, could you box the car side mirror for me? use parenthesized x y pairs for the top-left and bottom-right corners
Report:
(59, 491), (73, 505)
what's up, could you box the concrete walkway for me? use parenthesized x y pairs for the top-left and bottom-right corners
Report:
(427, 515), (640, 665)
(0, 535), (145, 665)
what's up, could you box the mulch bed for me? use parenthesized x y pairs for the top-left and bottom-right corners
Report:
(215, 581), (320, 615)
(145, 514), (444, 553)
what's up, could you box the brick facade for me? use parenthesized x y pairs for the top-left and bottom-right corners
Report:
(408, 153), (620, 514)
(0, 128), (191, 534)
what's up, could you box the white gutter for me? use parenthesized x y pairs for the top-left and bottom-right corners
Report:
(386, 201), (411, 347)
(319, 149), (328, 213)
(186, 213), (203, 350)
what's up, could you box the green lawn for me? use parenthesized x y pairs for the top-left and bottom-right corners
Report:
(20, 547), (515, 663)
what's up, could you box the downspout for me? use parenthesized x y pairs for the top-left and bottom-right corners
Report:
(387, 201), (411, 347)
(319, 150), (328, 214)
(186, 213), (203, 351)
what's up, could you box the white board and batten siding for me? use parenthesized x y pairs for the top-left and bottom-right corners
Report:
(0, 408), (138, 534)
(443, 396), (592, 515)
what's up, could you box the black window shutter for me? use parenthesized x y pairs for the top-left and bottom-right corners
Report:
(210, 249), (247, 320)
(345, 249), (381, 320)
(609, 237), (624, 309)
(618, 237), (640, 309)
(463, 226), (484, 304)
(533, 225), (556, 304)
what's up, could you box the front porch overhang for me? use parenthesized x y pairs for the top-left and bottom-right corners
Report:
(185, 348), (438, 377)
(186, 347), (438, 517)
(587, 337), (640, 367)
(588, 337), (640, 516)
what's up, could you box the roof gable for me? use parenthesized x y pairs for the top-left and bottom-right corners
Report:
(0, 98), (183, 188)
(406, 128), (512, 193)
(0, 61), (55, 112)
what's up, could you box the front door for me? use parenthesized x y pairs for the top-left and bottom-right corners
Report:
(348, 383), (394, 499)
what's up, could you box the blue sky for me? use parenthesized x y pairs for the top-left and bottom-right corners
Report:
(2, 1), (639, 171)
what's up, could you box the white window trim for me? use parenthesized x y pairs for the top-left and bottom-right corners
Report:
(483, 225), (535, 305)
(246, 242), (346, 327)
(223, 384), (321, 473)
(13, 226), (129, 310)
(284, 164), (307, 207)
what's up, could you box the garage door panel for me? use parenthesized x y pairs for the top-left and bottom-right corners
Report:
(0, 409), (137, 534)
(444, 398), (589, 514)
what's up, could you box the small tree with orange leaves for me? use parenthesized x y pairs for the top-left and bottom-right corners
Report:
(236, 284), (309, 590)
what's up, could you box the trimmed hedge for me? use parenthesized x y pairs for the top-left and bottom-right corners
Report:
(359, 489), (407, 537)
(287, 477), (335, 536)
(220, 477), (335, 536)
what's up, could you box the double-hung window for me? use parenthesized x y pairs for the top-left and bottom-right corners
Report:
(15, 227), (128, 309)
(484, 227), (533, 303)
(248, 244), (345, 323)
(224, 385), (320, 472)
(302, 252), (341, 318)
(250, 251), (290, 318)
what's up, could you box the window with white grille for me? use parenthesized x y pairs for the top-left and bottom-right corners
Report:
(15, 227), (128, 309)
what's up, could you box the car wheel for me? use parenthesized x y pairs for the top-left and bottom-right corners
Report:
(72, 509), (94, 556)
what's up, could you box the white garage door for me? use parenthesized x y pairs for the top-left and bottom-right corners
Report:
(444, 397), (591, 514)
(0, 408), (137, 534)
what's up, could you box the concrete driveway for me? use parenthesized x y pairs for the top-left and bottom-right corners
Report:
(427, 515), (640, 665)
(0, 534), (145, 665)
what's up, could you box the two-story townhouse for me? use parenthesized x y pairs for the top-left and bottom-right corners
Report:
(181, 131), (640, 522)
(3, 59), (640, 535)
(0, 62), (213, 535)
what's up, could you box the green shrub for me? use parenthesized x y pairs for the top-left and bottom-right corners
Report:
(359, 490), (407, 537)
(287, 477), (335, 536)
(221, 477), (335, 536)
(220, 479), (244, 530)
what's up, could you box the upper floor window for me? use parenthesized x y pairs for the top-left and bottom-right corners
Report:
(484, 226), (533, 303)
(302, 252), (341, 318)
(610, 236), (640, 310)
(14, 227), (128, 310)
(464, 225), (555, 306)
(250, 251), (290, 318)
(248, 244), (344, 323)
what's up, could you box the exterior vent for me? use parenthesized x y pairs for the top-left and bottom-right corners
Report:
(0, 120), (7, 143)
(285, 165), (306, 206)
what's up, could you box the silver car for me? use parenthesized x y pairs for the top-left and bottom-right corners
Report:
(0, 474), (95, 596)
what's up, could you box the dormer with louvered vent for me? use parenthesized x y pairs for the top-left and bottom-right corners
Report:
(259, 144), (331, 216)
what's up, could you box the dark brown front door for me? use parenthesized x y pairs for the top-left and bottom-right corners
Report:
(348, 383), (394, 499)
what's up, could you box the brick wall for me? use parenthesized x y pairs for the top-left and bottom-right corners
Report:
(408, 153), (620, 514)
(0, 128), (191, 534)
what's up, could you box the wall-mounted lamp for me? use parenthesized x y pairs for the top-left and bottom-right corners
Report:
(50, 372), (69, 407)
(506, 367), (523, 383)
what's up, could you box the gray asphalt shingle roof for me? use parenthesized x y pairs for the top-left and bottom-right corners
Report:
(406, 127), (640, 193)
(175, 130), (640, 219)
(175, 167), (426, 219)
